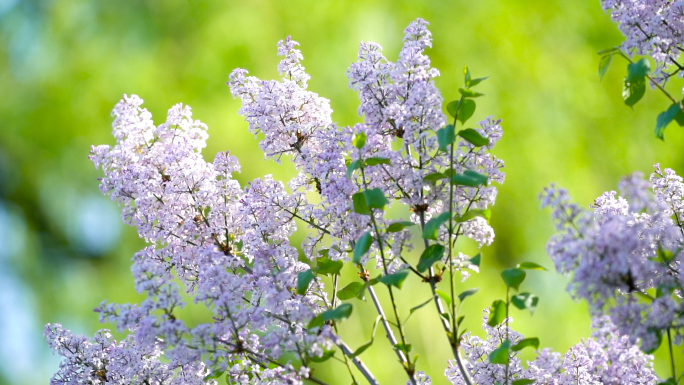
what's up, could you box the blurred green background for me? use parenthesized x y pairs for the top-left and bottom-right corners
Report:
(1, 0), (683, 384)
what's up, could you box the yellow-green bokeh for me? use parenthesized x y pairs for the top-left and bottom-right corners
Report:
(1, 0), (683, 384)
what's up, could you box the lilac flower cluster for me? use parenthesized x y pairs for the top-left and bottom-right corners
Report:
(444, 311), (658, 385)
(45, 19), (507, 384)
(542, 166), (684, 353)
(602, 0), (684, 83)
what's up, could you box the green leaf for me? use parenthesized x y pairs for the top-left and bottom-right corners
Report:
(387, 221), (415, 233)
(597, 46), (620, 55)
(337, 282), (364, 300)
(417, 244), (445, 273)
(512, 337), (540, 352)
(458, 288), (479, 302)
(424, 172), (447, 183)
(470, 253), (481, 267)
(655, 103), (682, 140)
(357, 277), (379, 300)
(459, 88), (484, 98)
(310, 349), (336, 363)
(394, 343), (412, 354)
(487, 299), (506, 326)
(308, 315), (324, 329)
(435, 289), (452, 308)
(365, 157), (391, 166)
(598, 53), (612, 81)
(455, 317), (465, 329)
(353, 232), (372, 265)
(657, 377), (677, 385)
(352, 192), (371, 215)
(363, 188), (388, 210)
(512, 380), (536, 385)
(204, 369), (226, 380)
(437, 124), (456, 152)
(456, 209), (491, 223)
(316, 257), (343, 275)
(488, 339), (510, 365)
(350, 315), (382, 358)
(422, 212), (452, 240)
(675, 106), (684, 126)
(451, 170), (488, 187)
(321, 303), (353, 323)
(464, 65), (471, 86)
(517, 262), (547, 271)
(297, 269), (315, 295)
(379, 269), (410, 289)
(511, 292), (539, 314)
(623, 78), (646, 107)
(458, 99), (476, 124)
(458, 128), (489, 147)
(347, 159), (361, 179)
(408, 297), (435, 319)
(626, 58), (650, 83)
(468, 76), (488, 88)
(446, 100), (460, 118)
(350, 340), (373, 358)
(353, 132), (367, 149)
(501, 268), (526, 291)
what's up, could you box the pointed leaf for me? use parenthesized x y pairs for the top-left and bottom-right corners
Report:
(458, 288), (479, 302)
(447, 100), (460, 118)
(387, 221), (415, 233)
(489, 339), (510, 364)
(655, 103), (682, 140)
(470, 253), (481, 267)
(436, 289), (452, 308)
(512, 380), (536, 385)
(488, 299), (506, 326)
(468, 76), (488, 88)
(511, 292), (539, 314)
(353, 132), (367, 149)
(437, 124), (456, 152)
(424, 172), (447, 183)
(422, 212), (452, 240)
(599, 53), (612, 81)
(501, 268), (526, 291)
(451, 170), (488, 187)
(347, 159), (361, 179)
(458, 128), (489, 147)
(417, 244), (445, 273)
(623, 78), (645, 107)
(408, 297), (435, 319)
(517, 262), (547, 271)
(297, 269), (315, 295)
(316, 257), (343, 275)
(365, 157), (391, 166)
(457, 99), (476, 124)
(512, 337), (540, 352)
(379, 269), (410, 289)
(394, 343), (412, 355)
(464, 65), (471, 86)
(459, 88), (484, 98)
(363, 188), (388, 210)
(352, 192), (371, 215)
(626, 58), (650, 83)
(337, 282), (364, 300)
(353, 232), (372, 265)
(321, 303), (353, 322)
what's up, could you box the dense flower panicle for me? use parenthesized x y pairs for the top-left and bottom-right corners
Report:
(445, 311), (658, 385)
(48, 19), (509, 384)
(542, 166), (684, 352)
(602, 0), (684, 83)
